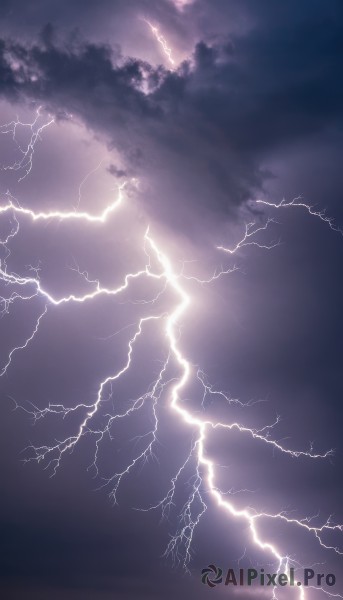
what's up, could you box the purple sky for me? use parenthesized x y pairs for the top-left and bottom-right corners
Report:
(0, 1), (343, 599)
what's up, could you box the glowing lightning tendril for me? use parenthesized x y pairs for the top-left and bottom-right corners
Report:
(0, 106), (55, 182)
(143, 19), (176, 67)
(256, 197), (343, 235)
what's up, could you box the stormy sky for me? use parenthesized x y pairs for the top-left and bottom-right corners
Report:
(0, 1), (342, 599)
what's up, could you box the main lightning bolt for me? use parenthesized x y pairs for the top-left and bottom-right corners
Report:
(143, 18), (176, 67)
(1, 110), (342, 600)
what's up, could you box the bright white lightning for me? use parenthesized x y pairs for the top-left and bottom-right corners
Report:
(1, 112), (342, 600)
(0, 184), (125, 224)
(143, 19), (176, 67)
(0, 305), (48, 377)
(256, 196), (343, 235)
(75, 158), (106, 210)
(217, 218), (280, 254)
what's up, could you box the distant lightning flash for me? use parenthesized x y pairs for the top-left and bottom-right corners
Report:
(75, 158), (106, 210)
(0, 106), (55, 181)
(143, 19), (176, 67)
(1, 110), (342, 600)
(256, 196), (343, 235)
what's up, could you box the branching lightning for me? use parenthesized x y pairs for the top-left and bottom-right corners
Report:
(0, 106), (55, 181)
(217, 218), (280, 254)
(1, 110), (342, 600)
(256, 197), (343, 235)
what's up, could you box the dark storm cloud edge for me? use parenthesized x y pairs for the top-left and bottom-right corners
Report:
(0, 8), (343, 223)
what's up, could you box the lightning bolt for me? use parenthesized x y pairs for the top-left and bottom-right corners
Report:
(143, 19), (176, 67)
(75, 158), (106, 211)
(217, 218), (280, 254)
(0, 106), (55, 181)
(256, 196), (343, 235)
(1, 110), (342, 600)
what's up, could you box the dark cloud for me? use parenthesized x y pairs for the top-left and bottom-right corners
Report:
(0, 0), (342, 234)
(107, 164), (127, 178)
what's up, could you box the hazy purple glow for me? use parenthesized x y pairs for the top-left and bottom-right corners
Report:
(0, 3), (343, 599)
